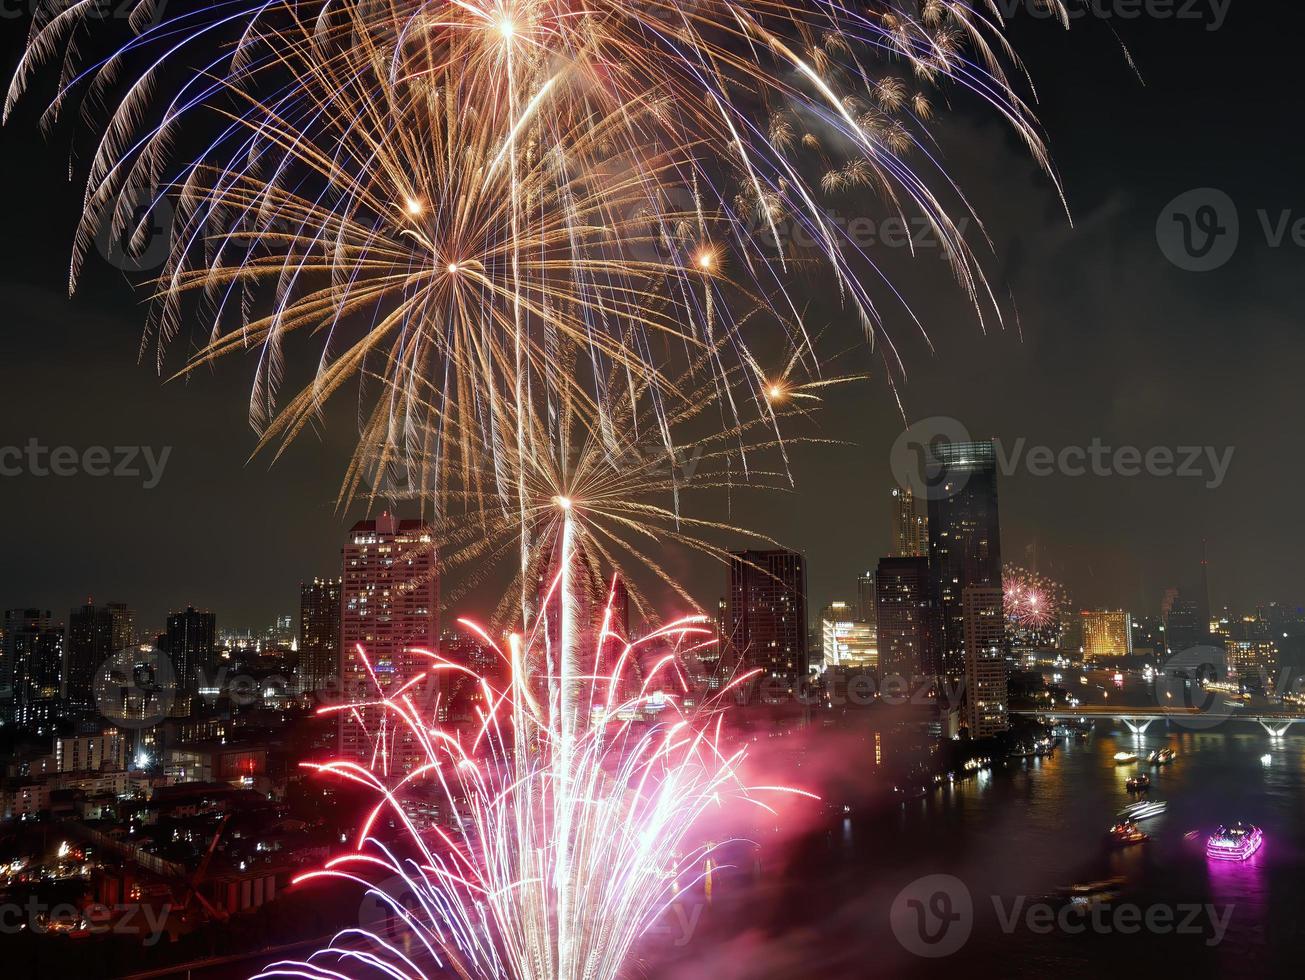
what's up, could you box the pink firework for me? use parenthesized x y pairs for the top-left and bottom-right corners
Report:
(256, 518), (812, 980)
(1003, 564), (1069, 649)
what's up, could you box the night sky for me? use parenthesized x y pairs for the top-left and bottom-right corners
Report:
(2, 6), (1302, 633)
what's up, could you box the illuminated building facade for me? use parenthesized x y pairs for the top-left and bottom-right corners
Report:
(1081, 609), (1134, 661)
(340, 513), (439, 772)
(819, 602), (877, 670)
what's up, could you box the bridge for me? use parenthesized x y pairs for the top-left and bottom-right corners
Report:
(1011, 704), (1305, 738)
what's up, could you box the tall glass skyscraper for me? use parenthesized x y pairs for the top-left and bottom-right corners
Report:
(925, 441), (1003, 684)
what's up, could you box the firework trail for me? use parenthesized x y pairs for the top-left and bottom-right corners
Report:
(259, 522), (812, 980)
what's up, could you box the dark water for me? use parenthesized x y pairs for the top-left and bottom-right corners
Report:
(654, 723), (1304, 979)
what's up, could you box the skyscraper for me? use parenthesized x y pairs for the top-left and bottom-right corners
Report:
(727, 550), (807, 700)
(340, 514), (439, 772)
(166, 606), (216, 711)
(925, 441), (1002, 683)
(962, 586), (1008, 738)
(299, 578), (342, 700)
(891, 486), (929, 558)
(66, 600), (135, 716)
(1081, 610), (1133, 661)
(874, 556), (937, 678)
(2, 609), (65, 733)
(1164, 594), (1203, 654)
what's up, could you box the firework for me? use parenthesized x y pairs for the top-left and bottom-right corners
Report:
(1003, 563), (1070, 651)
(7, 0), (1069, 511)
(257, 524), (812, 980)
(366, 340), (856, 623)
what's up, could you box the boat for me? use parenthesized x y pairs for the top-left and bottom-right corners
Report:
(1119, 800), (1167, 820)
(1055, 876), (1126, 906)
(1147, 747), (1176, 765)
(1113, 751), (1138, 764)
(1108, 820), (1150, 846)
(1126, 773), (1151, 792)
(1206, 823), (1263, 861)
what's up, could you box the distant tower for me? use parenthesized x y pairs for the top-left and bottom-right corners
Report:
(925, 441), (1003, 684)
(1198, 540), (1212, 635)
(340, 513), (439, 773)
(727, 550), (808, 700)
(857, 571), (876, 625)
(299, 578), (342, 700)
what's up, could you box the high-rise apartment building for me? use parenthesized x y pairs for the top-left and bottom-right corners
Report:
(166, 606), (216, 715)
(962, 586), (1008, 738)
(66, 600), (135, 716)
(874, 557), (937, 679)
(340, 514), (439, 772)
(2, 609), (66, 733)
(925, 441), (1003, 683)
(727, 550), (808, 699)
(299, 578), (342, 700)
